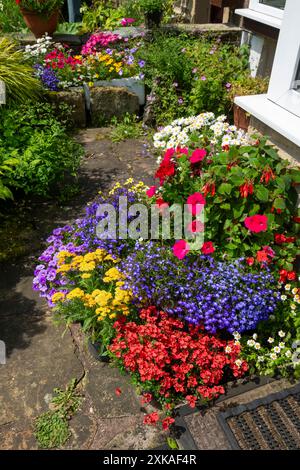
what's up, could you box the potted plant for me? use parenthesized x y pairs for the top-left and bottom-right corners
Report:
(228, 75), (269, 131)
(15, 0), (64, 38)
(139, 0), (166, 29)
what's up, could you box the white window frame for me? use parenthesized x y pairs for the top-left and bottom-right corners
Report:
(267, 0), (300, 118)
(248, 0), (285, 19)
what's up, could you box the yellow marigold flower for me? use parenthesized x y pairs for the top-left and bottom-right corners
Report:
(94, 291), (113, 307)
(51, 292), (65, 303)
(91, 289), (102, 298)
(66, 288), (85, 300)
(109, 313), (117, 319)
(116, 281), (125, 287)
(83, 294), (96, 308)
(57, 264), (72, 273)
(81, 273), (91, 279)
(57, 250), (72, 259)
(88, 81), (94, 87)
(103, 267), (122, 282)
(79, 261), (96, 272)
(83, 252), (97, 262)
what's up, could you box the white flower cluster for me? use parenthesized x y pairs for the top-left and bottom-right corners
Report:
(246, 330), (294, 362)
(24, 34), (53, 57)
(153, 112), (251, 151)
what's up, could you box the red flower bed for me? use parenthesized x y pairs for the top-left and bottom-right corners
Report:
(109, 307), (248, 418)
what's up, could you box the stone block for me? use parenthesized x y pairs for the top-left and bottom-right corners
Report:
(47, 87), (86, 128)
(90, 86), (139, 127)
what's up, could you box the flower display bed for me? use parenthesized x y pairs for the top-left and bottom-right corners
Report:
(32, 111), (300, 432)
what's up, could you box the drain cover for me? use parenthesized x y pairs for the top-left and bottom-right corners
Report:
(217, 383), (300, 449)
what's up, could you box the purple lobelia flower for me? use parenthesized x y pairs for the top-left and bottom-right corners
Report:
(34, 64), (59, 91)
(120, 242), (280, 334)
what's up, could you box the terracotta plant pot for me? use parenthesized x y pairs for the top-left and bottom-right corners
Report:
(233, 103), (250, 132)
(20, 8), (59, 38)
(144, 10), (163, 29)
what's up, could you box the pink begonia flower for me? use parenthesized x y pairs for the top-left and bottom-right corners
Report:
(146, 186), (156, 198)
(189, 148), (207, 164)
(173, 240), (190, 259)
(187, 192), (206, 216)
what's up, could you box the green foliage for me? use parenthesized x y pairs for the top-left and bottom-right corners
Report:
(138, 0), (167, 13)
(80, 0), (126, 33)
(0, 0), (25, 33)
(110, 113), (144, 142)
(0, 156), (18, 200)
(228, 75), (269, 100)
(0, 37), (41, 104)
(188, 42), (250, 117)
(56, 21), (82, 34)
(18, 0), (64, 15)
(34, 379), (82, 449)
(167, 437), (179, 449)
(139, 34), (256, 125)
(156, 134), (300, 267)
(0, 102), (83, 197)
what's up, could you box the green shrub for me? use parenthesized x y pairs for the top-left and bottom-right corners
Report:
(80, 0), (126, 33)
(0, 0), (25, 33)
(140, 33), (253, 125)
(0, 102), (83, 198)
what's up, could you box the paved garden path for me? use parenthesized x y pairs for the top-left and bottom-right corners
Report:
(0, 129), (166, 449)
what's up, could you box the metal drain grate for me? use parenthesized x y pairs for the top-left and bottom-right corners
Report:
(217, 383), (300, 449)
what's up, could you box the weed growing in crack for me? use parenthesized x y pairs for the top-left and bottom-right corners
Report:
(34, 378), (82, 449)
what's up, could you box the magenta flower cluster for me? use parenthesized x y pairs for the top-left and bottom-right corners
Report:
(81, 33), (122, 55)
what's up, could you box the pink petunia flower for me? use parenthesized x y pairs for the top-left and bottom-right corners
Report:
(146, 186), (156, 198)
(189, 148), (207, 164)
(173, 240), (190, 259)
